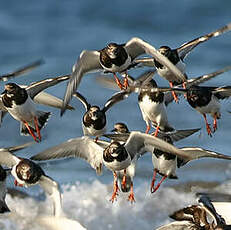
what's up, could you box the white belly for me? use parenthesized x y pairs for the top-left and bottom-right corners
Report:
(7, 97), (36, 122)
(104, 155), (131, 172)
(102, 56), (132, 73)
(152, 152), (177, 177)
(195, 95), (221, 117)
(82, 123), (106, 137)
(139, 95), (169, 129)
(157, 61), (186, 82)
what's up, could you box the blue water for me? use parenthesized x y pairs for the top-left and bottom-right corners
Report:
(0, 1), (231, 229)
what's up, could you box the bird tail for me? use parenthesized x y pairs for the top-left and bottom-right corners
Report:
(20, 111), (51, 136)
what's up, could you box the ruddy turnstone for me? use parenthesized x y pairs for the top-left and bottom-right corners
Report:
(61, 37), (186, 115)
(0, 74), (74, 142)
(0, 142), (33, 213)
(32, 131), (205, 202)
(158, 195), (231, 230)
(104, 131), (231, 193)
(107, 123), (199, 202)
(0, 59), (44, 82)
(0, 150), (62, 217)
(136, 22), (231, 101)
(95, 70), (187, 135)
(73, 90), (129, 141)
(186, 85), (231, 136)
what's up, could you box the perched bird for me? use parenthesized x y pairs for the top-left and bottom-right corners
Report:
(186, 85), (231, 136)
(0, 142), (33, 213)
(0, 59), (44, 82)
(61, 37), (186, 115)
(157, 195), (231, 230)
(135, 23), (231, 101)
(103, 131), (231, 193)
(0, 74), (74, 142)
(107, 123), (199, 202)
(73, 90), (129, 141)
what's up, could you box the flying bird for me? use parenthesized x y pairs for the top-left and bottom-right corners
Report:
(61, 37), (185, 115)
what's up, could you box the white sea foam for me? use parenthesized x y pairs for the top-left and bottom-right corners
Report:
(0, 180), (197, 230)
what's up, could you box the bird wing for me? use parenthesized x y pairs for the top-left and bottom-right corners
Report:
(0, 149), (20, 168)
(177, 22), (231, 60)
(180, 147), (231, 161)
(33, 91), (74, 110)
(102, 90), (130, 113)
(156, 128), (200, 142)
(126, 37), (186, 82)
(185, 65), (231, 88)
(198, 195), (226, 226)
(31, 136), (105, 175)
(124, 131), (188, 160)
(103, 133), (130, 143)
(39, 175), (63, 217)
(156, 221), (195, 230)
(61, 50), (102, 115)
(73, 92), (91, 111)
(212, 86), (231, 99)
(0, 59), (44, 82)
(26, 74), (71, 99)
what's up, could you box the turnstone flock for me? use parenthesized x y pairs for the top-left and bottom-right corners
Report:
(2, 22), (231, 230)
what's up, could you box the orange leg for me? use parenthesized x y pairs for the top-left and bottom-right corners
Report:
(123, 73), (129, 89)
(127, 182), (135, 203)
(113, 73), (123, 90)
(23, 121), (38, 142)
(14, 180), (23, 187)
(110, 172), (120, 203)
(150, 169), (157, 193)
(182, 82), (187, 99)
(94, 137), (99, 143)
(145, 125), (150, 134)
(169, 82), (179, 103)
(121, 169), (127, 190)
(213, 114), (218, 133)
(34, 116), (41, 141)
(153, 126), (160, 137)
(203, 114), (212, 137)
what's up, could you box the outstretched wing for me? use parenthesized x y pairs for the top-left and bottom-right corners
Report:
(102, 90), (130, 113)
(31, 136), (105, 175)
(177, 22), (231, 60)
(27, 74), (71, 99)
(39, 175), (63, 217)
(0, 59), (44, 82)
(61, 50), (102, 115)
(73, 92), (91, 111)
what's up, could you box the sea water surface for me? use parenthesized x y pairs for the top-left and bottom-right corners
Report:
(0, 1), (231, 229)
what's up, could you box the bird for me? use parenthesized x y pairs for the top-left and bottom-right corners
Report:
(0, 59), (44, 82)
(0, 150), (63, 218)
(0, 142), (33, 213)
(135, 22), (231, 102)
(157, 195), (231, 230)
(186, 85), (231, 136)
(106, 123), (200, 202)
(32, 131), (225, 203)
(61, 37), (186, 115)
(95, 70), (187, 135)
(0, 74), (74, 142)
(73, 90), (129, 141)
(103, 131), (231, 193)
